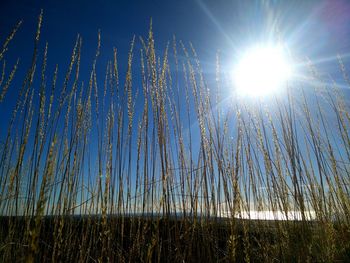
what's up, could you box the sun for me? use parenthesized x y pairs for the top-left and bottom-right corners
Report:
(232, 44), (292, 97)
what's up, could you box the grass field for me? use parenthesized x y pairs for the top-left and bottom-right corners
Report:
(0, 11), (349, 262)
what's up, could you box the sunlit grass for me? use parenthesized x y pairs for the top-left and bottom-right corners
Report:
(0, 11), (349, 262)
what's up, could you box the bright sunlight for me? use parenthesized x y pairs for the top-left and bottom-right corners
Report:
(233, 44), (292, 97)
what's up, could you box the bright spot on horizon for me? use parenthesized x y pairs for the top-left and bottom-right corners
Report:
(233, 44), (292, 97)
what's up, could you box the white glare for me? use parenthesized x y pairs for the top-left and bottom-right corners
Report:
(233, 45), (291, 97)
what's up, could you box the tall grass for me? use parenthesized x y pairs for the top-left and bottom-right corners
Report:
(0, 12), (349, 262)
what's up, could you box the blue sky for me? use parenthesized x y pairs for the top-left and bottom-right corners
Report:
(1, 0), (350, 137)
(2, 0), (350, 67)
(2, 0), (350, 154)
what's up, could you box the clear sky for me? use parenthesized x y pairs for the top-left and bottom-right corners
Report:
(1, 0), (350, 169)
(2, 0), (350, 71)
(1, 0), (350, 147)
(0, 0), (349, 129)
